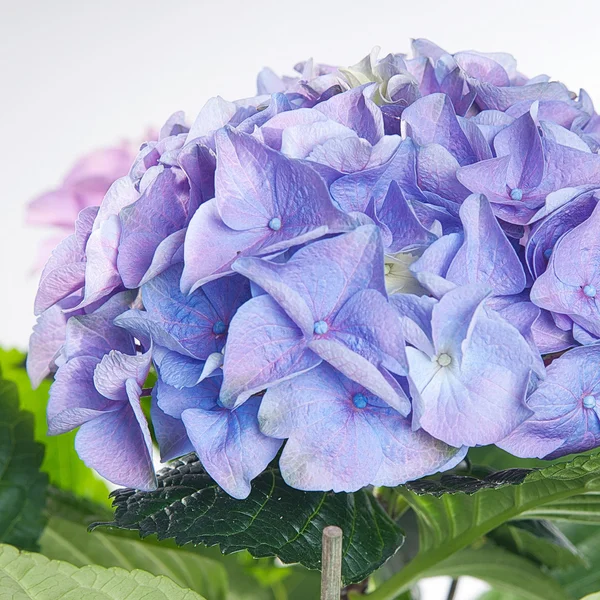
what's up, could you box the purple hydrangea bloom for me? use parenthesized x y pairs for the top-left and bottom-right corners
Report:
(29, 39), (600, 496)
(457, 105), (600, 224)
(410, 194), (526, 298)
(181, 127), (356, 290)
(115, 264), (249, 388)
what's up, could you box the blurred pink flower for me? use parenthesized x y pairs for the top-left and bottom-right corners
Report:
(26, 142), (138, 269)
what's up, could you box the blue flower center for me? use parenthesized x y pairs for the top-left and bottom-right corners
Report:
(352, 393), (368, 409)
(510, 188), (523, 201)
(543, 248), (552, 259)
(212, 320), (227, 335)
(583, 395), (596, 409)
(584, 285), (597, 298)
(313, 320), (328, 335)
(268, 217), (282, 231)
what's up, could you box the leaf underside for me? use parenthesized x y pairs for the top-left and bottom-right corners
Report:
(97, 454), (404, 586)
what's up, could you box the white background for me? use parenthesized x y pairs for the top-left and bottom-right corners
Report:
(2, 1), (600, 597)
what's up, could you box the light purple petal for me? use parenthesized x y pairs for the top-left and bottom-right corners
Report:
(401, 94), (477, 165)
(220, 294), (321, 408)
(232, 225), (386, 334)
(314, 85), (384, 145)
(47, 356), (119, 435)
(151, 393), (194, 462)
(75, 384), (156, 491)
(182, 396), (282, 499)
(308, 336), (409, 415)
(499, 346), (600, 458)
(27, 304), (69, 389)
(446, 194), (526, 295)
(93, 348), (151, 401)
(117, 168), (190, 288)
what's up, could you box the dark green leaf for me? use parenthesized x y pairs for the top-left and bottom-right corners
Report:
(0, 374), (47, 551)
(0, 349), (110, 505)
(97, 454), (404, 586)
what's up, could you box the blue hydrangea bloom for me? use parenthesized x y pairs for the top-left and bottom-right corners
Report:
(29, 39), (600, 496)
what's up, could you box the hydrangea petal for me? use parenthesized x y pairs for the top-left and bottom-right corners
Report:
(314, 85), (384, 144)
(446, 194), (526, 295)
(93, 348), (151, 401)
(47, 356), (119, 435)
(151, 394), (194, 462)
(402, 94), (477, 165)
(117, 168), (191, 288)
(182, 396), (283, 499)
(75, 380), (156, 491)
(499, 346), (600, 458)
(220, 294), (321, 407)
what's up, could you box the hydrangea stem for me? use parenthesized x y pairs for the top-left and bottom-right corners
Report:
(321, 526), (343, 600)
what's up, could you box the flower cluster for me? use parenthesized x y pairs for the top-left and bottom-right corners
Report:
(29, 39), (600, 498)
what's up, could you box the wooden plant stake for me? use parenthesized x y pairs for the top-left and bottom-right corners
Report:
(320, 525), (343, 600)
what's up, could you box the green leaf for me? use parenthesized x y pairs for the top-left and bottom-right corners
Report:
(522, 493), (600, 524)
(478, 592), (525, 600)
(424, 545), (570, 600)
(488, 520), (585, 569)
(0, 543), (205, 599)
(361, 453), (600, 600)
(97, 454), (404, 586)
(40, 488), (228, 600)
(580, 594), (600, 600)
(0, 375), (47, 551)
(554, 524), (600, 599)
(473, 522), (600, 600)
(0, 348), (110, 505)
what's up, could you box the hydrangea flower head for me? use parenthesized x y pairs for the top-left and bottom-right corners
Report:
(28, 39), (600, 497)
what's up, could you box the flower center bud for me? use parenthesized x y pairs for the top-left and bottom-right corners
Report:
(437, 353), (452, 367)
(384, 264), (392, 275)
(583, 395), (596, 409)
(268, 217), (282, 231)
(509, 188), (523, 201)
(313, 320), (328, 335)
(212, 320), (227, 335)
(584, 285), (597, 298)
(352, 393), (368, 409)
